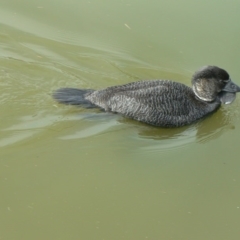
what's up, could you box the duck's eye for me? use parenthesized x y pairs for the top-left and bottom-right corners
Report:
(220, 79), (229, 83)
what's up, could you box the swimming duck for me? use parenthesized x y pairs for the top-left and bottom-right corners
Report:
(53, 66), (240, 127)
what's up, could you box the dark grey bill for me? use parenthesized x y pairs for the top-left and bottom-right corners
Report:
(222, 80), (240, 93)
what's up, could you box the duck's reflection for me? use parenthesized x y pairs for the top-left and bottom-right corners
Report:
(27, 102), (237, 151)
(119, 104), (238, 150)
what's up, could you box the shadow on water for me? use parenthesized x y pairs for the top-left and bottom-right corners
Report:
(55, 101), (239, 153)
(118, 105), (238, 151)
(0, 101), (238, 151)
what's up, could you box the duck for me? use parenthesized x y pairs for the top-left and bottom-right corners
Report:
(53, 66), (240, 127)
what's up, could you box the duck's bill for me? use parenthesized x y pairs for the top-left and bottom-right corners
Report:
(219, 92), (236, 104)
(222, 80), (240, 93)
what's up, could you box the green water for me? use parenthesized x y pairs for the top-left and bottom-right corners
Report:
(1, 0), (240, 239)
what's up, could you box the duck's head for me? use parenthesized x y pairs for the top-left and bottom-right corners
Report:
(192, 66), (240, 104)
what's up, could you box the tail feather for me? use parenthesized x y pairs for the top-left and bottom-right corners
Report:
(53, 88), (96, 108)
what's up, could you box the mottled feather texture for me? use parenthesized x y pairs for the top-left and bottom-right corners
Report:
(85, 80), (220, 127)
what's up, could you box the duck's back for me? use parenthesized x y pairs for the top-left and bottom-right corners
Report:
(85, 80), (221, 127)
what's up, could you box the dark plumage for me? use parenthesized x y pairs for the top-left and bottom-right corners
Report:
(53, 66), (240, 127)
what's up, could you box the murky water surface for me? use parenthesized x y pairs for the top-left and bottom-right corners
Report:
(1, 0), (240, 239)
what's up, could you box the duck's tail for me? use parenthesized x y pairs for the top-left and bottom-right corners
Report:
(53, 88), (96, 108)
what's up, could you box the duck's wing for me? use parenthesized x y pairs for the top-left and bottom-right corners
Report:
(87, 80), (166, 108)
(86, 80), (195, 126)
